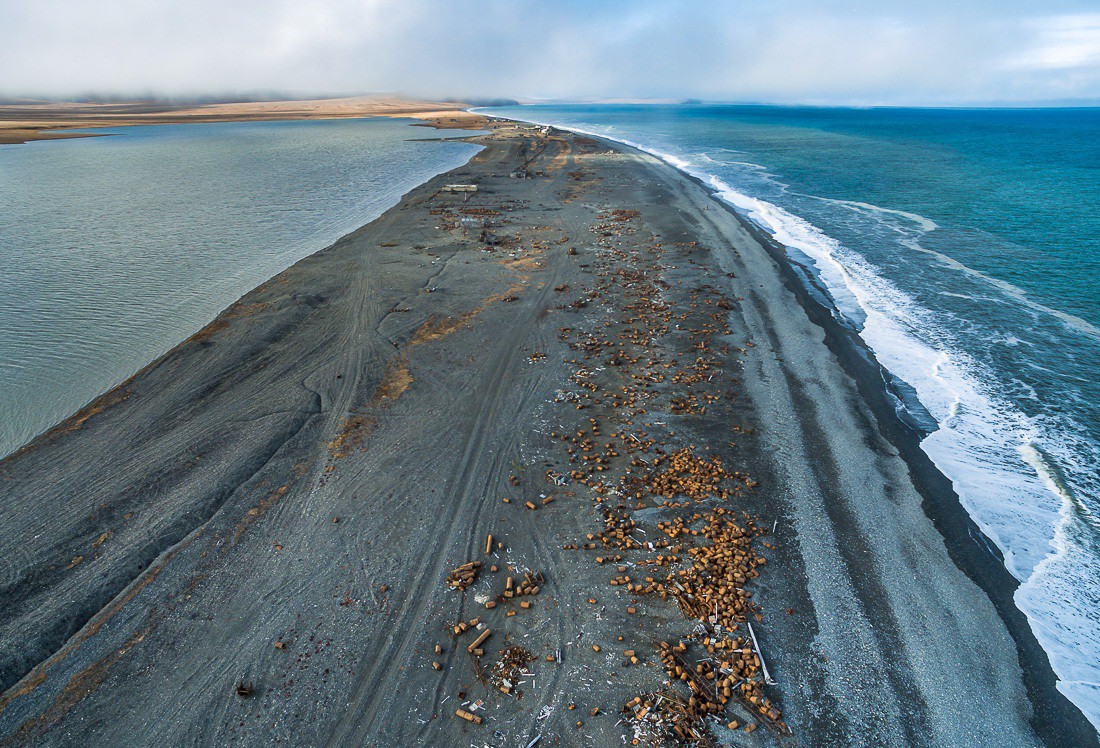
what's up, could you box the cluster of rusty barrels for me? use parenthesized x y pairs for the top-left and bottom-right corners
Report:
(447, 561), (481, 590)
(656, 639), (781, 730)
(504, 570), (542, 598)
(600, 508), (765, 630)
(644, 447), (732, 501)
(598, 504), (639, 548)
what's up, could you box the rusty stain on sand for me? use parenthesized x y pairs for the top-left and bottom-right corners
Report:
(328, 414), (375, 460)
(59, 390), (131, 436)
(372, 356), (412, 402)
(327, 356), (411, 460)
(328, 283), (523, 463)
(226, 301), (270, 319)
(186, 319), (230, 344)
(233, 484), (291, 541)
(544, 136), (573, 172)
(2, 387), (132, 467)
(408, 287), (518, 346)
(7, 614), (158, 744)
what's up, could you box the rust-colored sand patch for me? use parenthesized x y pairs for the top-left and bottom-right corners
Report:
(5, 603), (165, 745)
(326, 283), (525, 463)
(13, 387), (135, 457)
(0, 670), (48, 715)
(186, 319), (229, 344)
(68, 390), (129, 433)
(408, 287), (522, 347)
(505, 256), (543, 273)
(409, 314), (473, 346)
(226, 301), (269, 319)
(372, 357), (412, 403)
(544, 136), (573, 172)
(233, 484), (291, 541)
(328, 414), (375, 460)
(326, 358), (413, 461)
(2, 381), (136, 467)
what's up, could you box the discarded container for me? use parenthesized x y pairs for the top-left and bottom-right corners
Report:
(468, 628), (492, 653)
(455, 708), (483, 724)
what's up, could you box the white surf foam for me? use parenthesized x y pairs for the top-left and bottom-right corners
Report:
(706, 170), (1100, 733)
(804, 195), (940, 233)
(1019, 444), (1100, 731)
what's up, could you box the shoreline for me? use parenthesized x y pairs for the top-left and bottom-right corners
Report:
(0, 112), (488, 463)
(483, 112), (1098, 744)
(0, 113), (1088, 746)
(732, 202), (1098, 746)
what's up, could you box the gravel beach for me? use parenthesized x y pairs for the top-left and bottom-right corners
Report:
(0, 116), (1089, 747)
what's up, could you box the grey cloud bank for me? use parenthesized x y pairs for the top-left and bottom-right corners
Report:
(2, 0), (1099, 105)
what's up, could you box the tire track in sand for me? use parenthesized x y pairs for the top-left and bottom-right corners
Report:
(325, 250), (565, 747)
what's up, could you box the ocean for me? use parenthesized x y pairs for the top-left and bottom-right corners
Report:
(0, 117), (483, 460)
(484, 103), (1100, 728)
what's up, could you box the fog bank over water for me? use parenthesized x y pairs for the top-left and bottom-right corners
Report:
(1, 0), (1099, 105)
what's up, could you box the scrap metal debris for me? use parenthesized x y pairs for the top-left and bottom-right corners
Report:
(447, 561), (482, 590)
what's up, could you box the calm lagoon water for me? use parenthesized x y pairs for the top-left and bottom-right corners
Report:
(0, 117), (482, 458)
(485, 103), (1100, 729)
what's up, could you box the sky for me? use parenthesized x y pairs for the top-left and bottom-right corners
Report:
(2, 0), (1099, 105)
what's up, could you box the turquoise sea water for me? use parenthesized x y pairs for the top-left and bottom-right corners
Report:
(485, 104), (1100, 728)
(0, 117), (483, 459)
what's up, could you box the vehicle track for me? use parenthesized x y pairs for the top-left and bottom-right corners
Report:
(325, 175), (571, 747)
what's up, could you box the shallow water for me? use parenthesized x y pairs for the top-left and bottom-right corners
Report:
(485, 103), (1100, 730)
(0, 117), (482, 459)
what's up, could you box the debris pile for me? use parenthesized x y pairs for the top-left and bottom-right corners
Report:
(623, 691), (713, 747)
(501, 569), (544, 602)
(426, 129), (784, 744)
(654, 507), (767, 626)
(488, 646), (536, 696)
(447, 561), (482, 590)
(452, 615), (481, 636)
(641, 448), (733, 501)
(622, 634), (786, 744)
(608, 209), (640, 221)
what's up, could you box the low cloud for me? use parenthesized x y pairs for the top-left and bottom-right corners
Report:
(1005, 14), (1100, 70)
(2, 0), (1098, 104)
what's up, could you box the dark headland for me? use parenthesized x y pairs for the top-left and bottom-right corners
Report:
(0, 114), (1093, 747)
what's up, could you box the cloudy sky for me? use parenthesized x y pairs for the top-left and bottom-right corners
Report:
(3, 0), (1099, 105)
